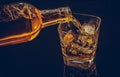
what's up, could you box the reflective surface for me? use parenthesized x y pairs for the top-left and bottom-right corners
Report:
(64, 62), (97, 77)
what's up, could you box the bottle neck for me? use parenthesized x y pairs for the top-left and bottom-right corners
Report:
(40, 7), (72, 28)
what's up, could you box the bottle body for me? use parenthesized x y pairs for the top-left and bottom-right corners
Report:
(0, 2), (72, 46)
(0, 2), (42, 46)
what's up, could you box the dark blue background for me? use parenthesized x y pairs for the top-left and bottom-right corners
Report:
(0, 0), (119, 77)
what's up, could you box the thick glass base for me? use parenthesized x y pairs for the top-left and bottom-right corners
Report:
(64, 57), (94, 69)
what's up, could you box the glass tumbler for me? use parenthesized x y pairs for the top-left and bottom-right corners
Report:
(58, 13), (101, 68)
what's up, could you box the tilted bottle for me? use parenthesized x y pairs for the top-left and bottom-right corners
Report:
(0, 2), (72, 46)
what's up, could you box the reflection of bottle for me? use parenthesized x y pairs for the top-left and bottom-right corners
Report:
(0, 2), (72, 46)
(64, 62), (97, 77)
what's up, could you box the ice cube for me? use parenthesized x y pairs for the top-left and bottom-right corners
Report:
(83, 24), (95, 35)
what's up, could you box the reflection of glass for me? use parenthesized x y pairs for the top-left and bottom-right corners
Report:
(58, 13), (101, 68)
(64, 62), (97, 77)
(0, 2), (72, 46)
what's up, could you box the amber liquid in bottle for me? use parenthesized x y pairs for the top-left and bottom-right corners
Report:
(0, 2), (72, 46)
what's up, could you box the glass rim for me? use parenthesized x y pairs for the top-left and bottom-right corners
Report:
(72, 13), (101, 21)
(71, 13), (101, 33)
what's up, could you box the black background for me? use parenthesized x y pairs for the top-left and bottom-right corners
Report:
(0, 0), (120, 77)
